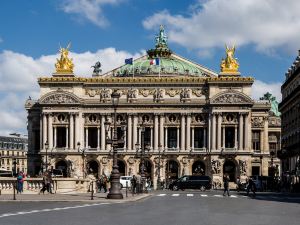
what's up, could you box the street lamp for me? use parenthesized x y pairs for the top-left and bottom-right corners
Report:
(105, 89), (124, 199)
(77, 142), (86, 178)
(135, 125), (150, 193)
(157, 144), (164, 190)
(45, 141), (49, 172)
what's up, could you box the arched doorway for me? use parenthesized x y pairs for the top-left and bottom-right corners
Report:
(55, 160), (68, 177)
(139, 159), (152, 180)
(117, 160), (126, 176)
(192, 161), (205, 175)
(87, 160), (99, 178)
(223, 160), (236, 182)
(166, 160), (179, 184)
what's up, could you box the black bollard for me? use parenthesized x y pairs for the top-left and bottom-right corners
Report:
(13, 181), (16, 200)
(126, 181), (128, 198)
(91, 181), (94, 200)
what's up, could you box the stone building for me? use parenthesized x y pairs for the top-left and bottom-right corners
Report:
(0, 135), (28, 174)
(25, 26), (280, 188)
(279, 50), (300, 178)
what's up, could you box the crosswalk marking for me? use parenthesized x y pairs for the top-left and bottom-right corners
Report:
(213, 195), (223, 197)
(172, 194), (180, 196)
(230, 195), (237, 198)
(201, 194), (208, 197)
(187, 194), (194, 197)
(157, 194), (166, 196)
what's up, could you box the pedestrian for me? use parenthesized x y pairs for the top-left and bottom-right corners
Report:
(96, 176), (103, 193)
(16, 172), (24, 194)
(39, 172), (48, 194)
(236, 176), (241, 192)
(102, 175), (108, 193)
(247, 177), (256, 197)
(223, 174), (230, 196)
(135, 173), (141, 193)
(47, 171), (53, 194)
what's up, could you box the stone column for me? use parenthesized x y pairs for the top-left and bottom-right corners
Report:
(40, 115), (43, 150)
(165, 127), (168, 149)
(123, 129), (127, 151)
(217, 113), (222, 150)
(180, 114), (186, 151)
(75, 113), (80, 148)
(54, 127), (57, 148)
(127, 115), (132, 151)
(133, 114), (138, 147)
(43, 113), (47, 149)
(234, 125), (238, 149)
(159, 114), (164, 149)
(260, 130), (263, 151)
(101, 115), (106, 150)
(222, 127), (225, 149)
(150, 127), (153, 149)
(186, 114), (191, 151)
(97, 127), (100, 150)
(203, 127), (207, 148)
(244, 113), (249, 150)
(48, 114), (53, 149)
(263, 116), (269, 152)
(65, 126), (69, 148)
(154, 114), (159, 151)
(211, 113), (216, 151)
(80, 113), (85, 149)
(177, 127), (180, 149)
(239, 113), (244, 150)
(85, 127), (88, 148)
(70, 114), (74, 150)
(191, 127), (195, 150)
(208, 114), (211, 151)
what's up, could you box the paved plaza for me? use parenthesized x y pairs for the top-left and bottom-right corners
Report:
(0, 190), (299, 225)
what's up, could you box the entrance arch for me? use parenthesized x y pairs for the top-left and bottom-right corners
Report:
(192, 160), (205, 175)
(117, 160), (126, 176)
(87, 160), (99, 178)
(55, 160), (68, 177)
(166, 160), (179, 183)
(223, 160), (236, 182)
(139, 159), (152, 180)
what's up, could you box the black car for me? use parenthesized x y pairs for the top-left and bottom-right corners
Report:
(169, 175), (212, 191)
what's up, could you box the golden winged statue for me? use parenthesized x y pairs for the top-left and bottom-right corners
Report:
(55, 43), (74, 73)
(220, 45), (239, 73)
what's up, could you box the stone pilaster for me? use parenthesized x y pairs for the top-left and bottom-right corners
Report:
(180, 114), (186, 151)
(186, 114), (191, 151)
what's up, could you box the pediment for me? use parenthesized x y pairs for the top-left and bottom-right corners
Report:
(210, 91), (253, 104)
(40, 90), (81, 105)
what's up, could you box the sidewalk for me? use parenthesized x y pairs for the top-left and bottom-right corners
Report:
(0, 190), (150, 202)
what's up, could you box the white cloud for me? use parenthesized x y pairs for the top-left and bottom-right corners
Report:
(252, 80), (282, 102)
(0, 48), (142, 135)
(60, 0), (124, 27)
(143, 0), (300, 55)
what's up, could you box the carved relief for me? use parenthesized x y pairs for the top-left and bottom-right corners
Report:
(222, 113), (238, 123)
(268, 117), (281, 127)
(154, 88), (164, 102)
(192, 89), (203, 97)
(251, 117), (264, 127)
(85, 114), (100, 125)
(42, 93), (79, 104)
(166, 89), (180, 97)
(139, 89), (155, 97)
(193, 114), (206, 124)
(53, 113), (69, 124)
(167, 114), (178, 124)
(100, 88), (112, 102)
(180, 88), (191, 102)
(212, 92), (252, 104)
(101, 157), (108, 164)
(239, 160), (247, 176)
(86, 89), (99, 97)
(211, 159), (221, 174)
(127, 88), (137, 99)
(127, 157), (135, 165)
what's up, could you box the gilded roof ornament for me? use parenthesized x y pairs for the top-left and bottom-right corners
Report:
(220, 45), (240, 74)
(155, 25), (168, 48)
(55, 43), (74, 74)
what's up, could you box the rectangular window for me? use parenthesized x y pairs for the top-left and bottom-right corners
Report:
(167, 127), (177, 148)
(144, 127), (151, 147)
(252, 166), (260, 176)
(116, 127), (125, 149)
(88, 127), (98, 148)
(225, 127), (235, 148)
(57, 127), (67, 148)
(194, 128), (204, 148)
(252, 131), (260, 151)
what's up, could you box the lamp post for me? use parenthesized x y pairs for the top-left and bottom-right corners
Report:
(105, 90), (124, 199)
(45, 141), (49, 172)
(77, 142), (86, 178)
(135, 125), (150, 193)
(157, 144), (164, 190)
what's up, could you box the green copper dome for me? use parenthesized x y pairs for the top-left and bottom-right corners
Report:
(110, 26), (216, 77)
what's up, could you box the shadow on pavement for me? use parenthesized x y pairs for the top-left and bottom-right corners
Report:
(237, 192), (300, 204)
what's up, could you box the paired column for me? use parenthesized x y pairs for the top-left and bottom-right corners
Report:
(191, 127), (194, 150)
(48, 113), (53, 149)
(238, 113), (244, 150)
(150, 127), (153, 149)
(101, 115), (106, 150)
(54, 127), (57, 148)
(66, 126), (69, 148)
(186, 114), (191, 151)
(154, 114), (159, 150)
(234, 126), (238, 149)
(70, 113), (74, 150)
(40, 115), (43, 150)
(164, 127), (168, 149)
(42, 113), (47, 149)
(211, 113), (216, 151)
(127, 115), (132, 151)
(177, 127), (180, 149)
(133, 115), (138, 147)
(244, 113), (249, 150)
(180, 114), (186, 151)
(75, 113), (80, 148)
(159, 114), (164, 149)
(85, 127), (89, 148)
(217, 113), (222, 150)
(97, 127), (100, 149)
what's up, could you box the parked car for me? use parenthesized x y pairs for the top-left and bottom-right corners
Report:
(169, 175), (212, 191)
(119, 176), (132, 188)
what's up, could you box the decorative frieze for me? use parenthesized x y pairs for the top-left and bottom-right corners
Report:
(251, 117), (264, 127)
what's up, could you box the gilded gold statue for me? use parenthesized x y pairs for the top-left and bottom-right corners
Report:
(220, 45), (239, 73)
(55, 43), (74, 73)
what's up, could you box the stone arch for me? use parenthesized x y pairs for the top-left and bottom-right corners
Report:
(210, 90), (253, 105)
(39, 90), (81, 105)
(223, 160), (238, 182)
(87, 160), (100, 178)
(165, 159), (180, 182)
(192, 160), (206, 175)
(139, 158), (154, 181)
(117, 159), (126, 176)
(55, 160), (68, 177)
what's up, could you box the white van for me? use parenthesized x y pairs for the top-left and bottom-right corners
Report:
(119, 176), (132, 188)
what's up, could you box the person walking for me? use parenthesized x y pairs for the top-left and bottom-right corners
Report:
(223, 174), (230, 196)
(131, 175), (137, 194)
(16, 172), (24, 194)
(135, 173), (141, 194)
(247, 177), (256, 197)
(39, 172), (48, 194)
(47, 172), (53, 194)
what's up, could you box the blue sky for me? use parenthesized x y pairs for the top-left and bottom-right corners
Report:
(0, 0), (299, 135)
